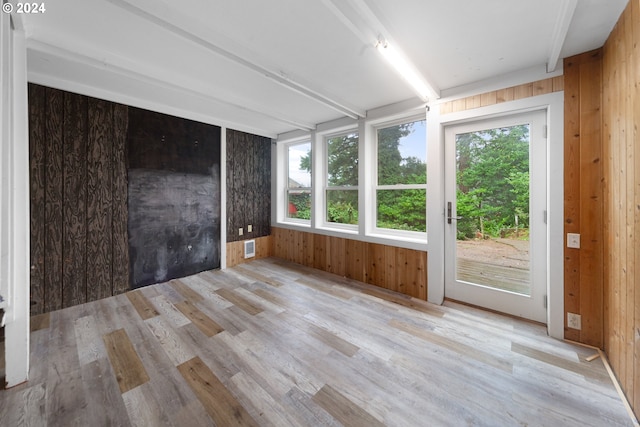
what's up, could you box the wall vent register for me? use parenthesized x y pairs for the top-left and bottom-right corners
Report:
(244, 240), (256, 259)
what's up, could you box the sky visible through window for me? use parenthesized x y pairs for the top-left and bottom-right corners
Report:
(399, 120), (426, 163)
(287, 121), (426, 187)
(288, 143), (311, 187)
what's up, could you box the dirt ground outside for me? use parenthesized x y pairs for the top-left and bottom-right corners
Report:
(456, 238), (530, 270)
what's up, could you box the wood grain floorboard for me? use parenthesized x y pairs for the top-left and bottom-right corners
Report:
(80, 357), (131, 426)
(30, 312), (50, 332)
(150, 294), (191, 327)
(125, 290), (159, 320)
(511, 341), (611, 382)
(178, 356), (259, 427)
(174, 299), (224, 337)
(216, 288), (264, 315)
(144, 315), (196, 366)
(234, 263), (284, 287)
(74, 315), (107, 365)
(312, 384), (385, 427)
(390, 318), (514, 373)
(171, 278), (205, 303)
(1, 257), (634, 426)
(103, 329), (150, 393)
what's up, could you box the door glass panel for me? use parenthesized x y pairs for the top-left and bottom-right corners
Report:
(455, 124), (531, 295)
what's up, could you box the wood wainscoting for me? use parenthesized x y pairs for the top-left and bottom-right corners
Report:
(271, 227), (427, 300)
(226, 236), (274, 268)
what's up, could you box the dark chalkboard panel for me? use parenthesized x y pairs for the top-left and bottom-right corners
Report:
(128, 170), (220, 287)
(127, 108), (221, 288)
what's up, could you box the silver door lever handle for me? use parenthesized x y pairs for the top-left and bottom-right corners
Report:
(447, 202), (462, 224)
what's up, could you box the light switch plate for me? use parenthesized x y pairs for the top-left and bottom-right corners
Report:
(247, 224), (252, 233)
(567, 233), (580, 249)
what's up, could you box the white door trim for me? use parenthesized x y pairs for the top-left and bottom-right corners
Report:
(1, 13), (30, 387)
(443, 110), (547, 323)
(427, 92), (564, 339)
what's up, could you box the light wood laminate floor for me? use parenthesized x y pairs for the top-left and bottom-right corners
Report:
(0, 257), (634, 426)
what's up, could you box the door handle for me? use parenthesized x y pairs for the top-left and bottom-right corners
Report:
(447, 201), (462, 224)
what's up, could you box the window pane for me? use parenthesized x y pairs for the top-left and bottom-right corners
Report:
(455, 124), (531, 294)
(327, 133), (358, 186)
(327, 190), (358, 225)
(287, 190), (311, 220)
(377, 189), (426, 232)
(288, 142), (311, 188)
(377, 120), (426, 185)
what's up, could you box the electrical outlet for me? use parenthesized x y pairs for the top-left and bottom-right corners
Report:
(239, 228), (243, 236)
(247, 224), (252, 233)
(567, 233), (581, 249)
(567, 313), (582, 330)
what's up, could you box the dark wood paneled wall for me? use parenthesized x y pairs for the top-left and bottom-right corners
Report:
(563, 49), (604, 347)
(226, 129), (271, 243)
(29, 84), (129, 315)
(602, 0), (640, 418)
(272, 228), (427, 300)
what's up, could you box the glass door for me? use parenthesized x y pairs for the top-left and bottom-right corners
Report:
(444, 110), (547, 323)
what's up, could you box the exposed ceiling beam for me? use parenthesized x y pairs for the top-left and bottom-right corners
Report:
(547, 0), (578, 72)
(105, 0), (364, 120)
(27, 40), (316, 132)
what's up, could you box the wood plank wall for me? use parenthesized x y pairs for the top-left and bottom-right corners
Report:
(272, 228), (427, 300)
(439, 77), (564, 114)
(226, 129), (272, 243)
(226, 236), (273, 268)
(563, 49), (604, 347)
(28, 84), (130, 315)
(602, 0), (640, 418)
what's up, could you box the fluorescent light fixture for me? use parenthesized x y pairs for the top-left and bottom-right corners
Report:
(376, 40), (438, 102)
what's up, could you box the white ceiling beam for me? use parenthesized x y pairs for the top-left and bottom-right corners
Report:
(105, 0), (364, 120)
(547, 0), (578, 72)
(27, 40), (316, 133)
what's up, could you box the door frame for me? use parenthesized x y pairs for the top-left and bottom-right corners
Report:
(443, 110), (547, 323)
(426, 92), (564, 339)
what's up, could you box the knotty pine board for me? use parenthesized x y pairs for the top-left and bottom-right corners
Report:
(601, 0), (640, 418)
(563, 49), (605, 347)
(439, 76), (563, 114)
(272, 227), (427, 300)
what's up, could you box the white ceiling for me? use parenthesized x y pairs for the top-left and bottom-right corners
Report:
(18, 0), (627, 138)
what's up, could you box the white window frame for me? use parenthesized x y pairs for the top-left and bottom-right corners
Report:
(370, 114), (428, 241)
(275, 102), (428, 252)
(322, 130), (359, 232)
(283, 139), (312, 225)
